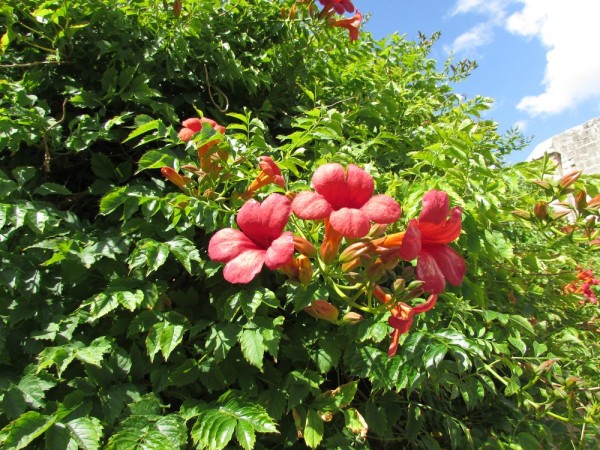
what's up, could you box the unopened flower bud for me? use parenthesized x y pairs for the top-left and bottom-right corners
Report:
(575, 190), (587, 212)
(368, 223), (388, 238)
(511, 209), (532, 220)
(293, 236), (317, 258)
(533, 200), (548, 219)
(173, 0), (182, 17)
(342, 311), (364, 324)
(588, 194), (600, 208)
(372, 285), (392, 304)
(304, 300), (339, 322)
(392, 278), (405, 293)
(532, 179), (552, 190)
(296, 255), (313, 286)
(161, 167), (193, 189)
(365, 260), (385, 282)
(339, 241), (375, 263)
(559, 170), (582, 189)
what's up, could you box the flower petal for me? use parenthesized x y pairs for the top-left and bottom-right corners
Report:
(412, 294), (438, 314)
(329, 208), (371, 238)
(237, 194), (291, 248)
(292, 191), (332, 220)
(258, 156), (282, 176)
(208, 228), (260, 263)
(223, 249), (266, 284)
(312, 163), (348, 210)
(265, 231), (294, 269)
(416, 249), (446, 294)
(178, 127), (196, 142)
(181, 118), (202, 132)
(425, 244), (466, 287)
(399, 219), (421, 261)
(345, 164), (374, 208)
(419, 206), (462, 244)
(361, 194), (401, 224)
(418, 190), (449, 224)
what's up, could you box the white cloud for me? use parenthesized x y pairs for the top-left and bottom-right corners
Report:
(451, 0), (507, 17)
(506, 0), (600, 116)
(447, 22), (493, 55)
(513, 120), (528, 131)
(446, 1), (508, 56)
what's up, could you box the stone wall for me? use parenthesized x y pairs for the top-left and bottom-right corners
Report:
(527, 116), (600, 175)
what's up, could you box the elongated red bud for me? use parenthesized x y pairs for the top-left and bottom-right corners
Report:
(588, 194), (600, 208)
(293, 236), (317, 258)
(511, 209), (532, 220)
(161, 167), (192, 189)
(559, 170), (582, 189)
(339, 241), (375, 263)
(534, 200), (548, 219)
(342, 311), (363, 324)
(532, 179), (552, 190)
(575, 190), (587, 212)
(296, 255), (313, 286)
(304, 300), (339, 322)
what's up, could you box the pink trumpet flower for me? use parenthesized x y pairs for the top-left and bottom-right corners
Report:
(292, 163), (401, 239)
(400, 190), (466, 294)
(208, 194), (294, 284)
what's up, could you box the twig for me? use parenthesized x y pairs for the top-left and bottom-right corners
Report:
(0, 60), (67, 68)
(42, 98), (68, 173)
(203, 64), (229, 112)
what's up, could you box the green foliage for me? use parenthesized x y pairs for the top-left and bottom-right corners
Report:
(1, 0), (599, 449)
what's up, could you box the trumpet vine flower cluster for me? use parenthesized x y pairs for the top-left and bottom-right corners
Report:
(161, 116), (467, 357)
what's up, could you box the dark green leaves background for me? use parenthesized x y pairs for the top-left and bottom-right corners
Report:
(1, 1), (598, 449)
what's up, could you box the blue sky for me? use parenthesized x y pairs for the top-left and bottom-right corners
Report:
(351, 0), (600, 163)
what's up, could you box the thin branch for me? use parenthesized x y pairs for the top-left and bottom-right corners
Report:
(42, 98), (68, 173)
(204, 64), (229, 112)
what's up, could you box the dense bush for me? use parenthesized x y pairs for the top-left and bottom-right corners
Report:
(1, 1), (599, 448)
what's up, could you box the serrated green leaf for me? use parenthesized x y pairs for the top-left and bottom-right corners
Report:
(0, 411), (55, 449)
(235, 420), (256, 450)
(304, 409), (323, 449)
(205, 323), (240, 361)
(423, 342), (448, 370)
(66, 417), (103, 450)
(91, 153), (116, 179)
(123, 119), (161, 143)
(192, 412), (237, 450)
(34, 182), (73, 196)
(99, 186), (126, 215)
(168, 236), (202, 274)
(137, 149), (178, 173)
(240, 328), (265, 370)
(146, 321), (185, 362)
(75, 337), (112, 366)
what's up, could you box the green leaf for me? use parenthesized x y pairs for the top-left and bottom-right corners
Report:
(146, 321), (186, 362)
(105, 415), (186, 450)
(235, 420), (256, 450)
(91, 153), (116, 179)
(123, 119), (161, 143)
(99, 186), (127, 215)
(34, 183), (73, 196)
(239, 328), (265, 370)
(192, 392), (278, 450)
(168, 236), (202, 274)
(423, 342), (448, 370)
(304, 409), (323, 449)
(66, 417), (103, 450)
(75, 337), (112, 366)
(137, 149), (178, 173)
(0, 411), (55, 449)
(205, 323), (240, 361)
